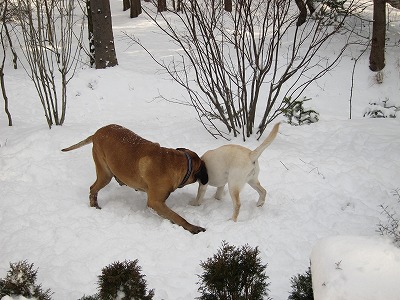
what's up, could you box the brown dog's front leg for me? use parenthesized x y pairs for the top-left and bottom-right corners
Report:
(147, 194), (205, 234)
(89, 193), (101, 209)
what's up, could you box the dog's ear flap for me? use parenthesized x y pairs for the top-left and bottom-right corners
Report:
(196, 161), (208, 185)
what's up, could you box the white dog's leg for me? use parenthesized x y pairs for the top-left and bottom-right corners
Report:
(214, 186), (225, 200)
(248, 179), (267, 207)
(228, 186), (241, 222)
(190, 183), (208, 206)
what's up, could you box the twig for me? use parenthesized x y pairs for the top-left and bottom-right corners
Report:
(280, 161), (289, 170)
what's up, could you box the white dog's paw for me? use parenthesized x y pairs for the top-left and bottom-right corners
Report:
(256, 199), (265, 207)
(214, 189), (225, 200)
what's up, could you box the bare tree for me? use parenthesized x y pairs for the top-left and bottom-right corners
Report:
(87, 0), (118, 69)
(369, 0), (386, 71)
(132, 0), (358, 139)
(294, 0), (316, 26)
(15, 0), (84, 127)
(130, 0), (142, 18)
(0, 0), (12, 126)
(157, 0), (167, 12)
(369, 0), (399, 72)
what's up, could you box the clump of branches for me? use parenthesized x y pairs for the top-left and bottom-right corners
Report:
(288, 265), (314, 300)
(78, 259), (155, 300)
(0, 260), (53, 300)
(377, 189), (400, 247)
(12, 0), (84, 128)
(281, 96), (319, 126)
(130, 0), (359, 140)
(196, 241), (270, 300)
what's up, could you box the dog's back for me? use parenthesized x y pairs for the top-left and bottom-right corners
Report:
(202, 145), (253, 187)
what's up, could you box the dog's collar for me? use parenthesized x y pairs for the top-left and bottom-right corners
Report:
(178, 152), (192, 188)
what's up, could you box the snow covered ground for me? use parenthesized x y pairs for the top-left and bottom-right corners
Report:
(1, 1), (400, 299)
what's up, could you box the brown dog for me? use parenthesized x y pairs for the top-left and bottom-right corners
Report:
(62, 124), (208, 234)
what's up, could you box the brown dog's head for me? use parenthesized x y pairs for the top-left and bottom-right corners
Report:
(195, 160), (208, 185)
(176, 148), (208, 185)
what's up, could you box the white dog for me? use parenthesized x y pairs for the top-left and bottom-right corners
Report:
(191, 123), (280, 221)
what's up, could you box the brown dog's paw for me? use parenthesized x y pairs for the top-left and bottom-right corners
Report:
(190, 225), (206, 234)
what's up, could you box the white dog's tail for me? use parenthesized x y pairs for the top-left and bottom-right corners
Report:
(61, 136), (93, 152)
(250, 122), (280, 161)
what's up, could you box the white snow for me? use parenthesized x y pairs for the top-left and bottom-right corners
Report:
(311, 236), (400, 300)
(1, 2), (400, 300)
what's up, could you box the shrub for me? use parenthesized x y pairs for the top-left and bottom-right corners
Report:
(377, 188), (400, 247)
(196, 241), (270, 300)
(78, 295), (99, 300)
(288, 266), (314, 300)
(97, 260), (154, 300)
(364, 98), (397, 119)
(0, 260), (52, 300)
(281, 97), (319, 126)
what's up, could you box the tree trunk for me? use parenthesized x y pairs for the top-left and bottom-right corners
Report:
(86, 0), (95, 67)
(224, 0), (232, 12)
(130, 0), (142, 18)
(123, 0), (130, 11)
(369, 0), (386, 71)
(157, 0), (167, 12)
(88, 0), (118, 69)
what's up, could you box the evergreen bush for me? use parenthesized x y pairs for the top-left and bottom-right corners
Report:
(196, 241), (270, 300)
(0, 260), (52, 300)
(97, 260), (154, 300)
(288, 266), (314, 300)
(78, 295), (100, 300)
(281, 97), (319, 126)
(364, 98), (398, 119)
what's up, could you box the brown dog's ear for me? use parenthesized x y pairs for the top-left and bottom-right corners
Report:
(195, 161), (208, 185)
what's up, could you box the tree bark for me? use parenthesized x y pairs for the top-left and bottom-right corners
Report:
(130, 0), (142, 18)
(86, 0), (95, 67)
(224, 0), (232, 12)
(369, 0), (386, 71)
(88, 0), (118, 69)
(123, 0), (130, 11)
(157, 0), (167, 12)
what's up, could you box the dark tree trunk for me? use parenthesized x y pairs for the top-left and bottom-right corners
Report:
(88, 0), (118, 69)
(157, 0), (167, 12)
(294, 0), (308, 26)
(130, 0), (142, 18)
(1, 4), (12, 126)
(224, 0), (232, 12)
(86, 0), (95, 67)
(369, 0), (386, 71)
(123, 0), (130, 11)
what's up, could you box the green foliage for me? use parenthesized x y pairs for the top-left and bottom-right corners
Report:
(281, 97), (319, 126)
(97, 260), (154, 300)
(196, 241), (270, 300)
(0, 260), (53, 300)
(288, 266), (314, 300)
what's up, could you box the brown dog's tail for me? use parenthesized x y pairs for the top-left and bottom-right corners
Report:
(61, 136), (93, 152)
(249, 122), (280, 161)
